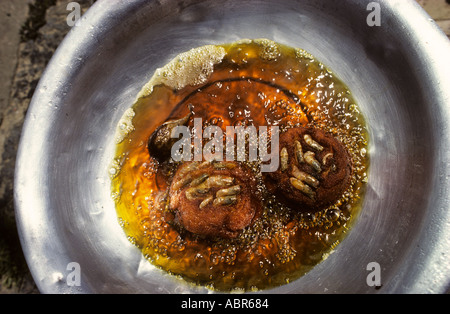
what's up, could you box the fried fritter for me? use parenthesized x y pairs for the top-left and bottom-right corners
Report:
(168, 161), (261, 238)
(265, 127), (353, 211)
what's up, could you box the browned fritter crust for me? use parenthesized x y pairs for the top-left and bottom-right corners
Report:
(169, 161), (261, 238)
(265, 127), (353, 211)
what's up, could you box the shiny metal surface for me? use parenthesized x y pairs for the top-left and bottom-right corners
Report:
(14, 0), (450, 293)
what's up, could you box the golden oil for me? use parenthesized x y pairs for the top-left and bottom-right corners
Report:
(111, 39), (369, 291)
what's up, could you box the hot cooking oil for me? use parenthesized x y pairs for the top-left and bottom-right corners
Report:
(110, 39), (369, 291)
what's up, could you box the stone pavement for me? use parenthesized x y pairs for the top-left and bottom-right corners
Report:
(0, 0), (94, 294)
(417, 0), (450, 37)
(0, 0), (449, 294)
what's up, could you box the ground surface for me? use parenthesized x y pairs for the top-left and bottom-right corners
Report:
(0, 0), (449, 294)
(0, 0), (94, 294)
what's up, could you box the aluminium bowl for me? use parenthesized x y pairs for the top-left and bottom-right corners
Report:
(14, 0), (450, 293)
